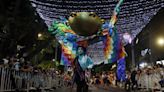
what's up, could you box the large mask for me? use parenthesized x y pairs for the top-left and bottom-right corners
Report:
(68, 12), (102, 36)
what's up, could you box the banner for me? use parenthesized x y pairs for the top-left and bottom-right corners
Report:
(87, 41), (107, 65)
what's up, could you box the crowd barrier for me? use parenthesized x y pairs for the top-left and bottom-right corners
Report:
(0, 67), (65, 92)
(1, 67), (163, 92)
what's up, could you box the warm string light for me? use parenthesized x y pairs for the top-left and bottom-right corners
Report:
(30, 0), (164, 40)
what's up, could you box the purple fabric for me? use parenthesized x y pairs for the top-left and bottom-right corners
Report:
(117, 58), (126, 81)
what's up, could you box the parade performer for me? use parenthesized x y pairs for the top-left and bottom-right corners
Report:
(72, 46), (93, 92)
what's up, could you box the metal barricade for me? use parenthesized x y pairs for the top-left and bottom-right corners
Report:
(0, 67), (64, 92)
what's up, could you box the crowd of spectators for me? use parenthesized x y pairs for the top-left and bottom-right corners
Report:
(125, 64), (164, 92)
(86, 64), (164, 92)
(0, 55), (164, 92)
(0, 55), (32, 72)
(0, 55), (64, 91)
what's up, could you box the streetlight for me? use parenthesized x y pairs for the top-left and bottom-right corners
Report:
(157, 37), (164, 46)
(38, 33), (42, 38)
(38, 33), (45, 40)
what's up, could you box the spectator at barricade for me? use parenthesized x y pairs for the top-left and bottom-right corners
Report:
(63, 72), (71, 87)
(85, 69), (91, 84)
(11, 58), (20, 71)
(95, 73), (101, 85)
(0, 58), (4, 67)
(102, 72), (107, 86)
(157, 64), (164, 78)
(8, 56), (17, 89)
(58, 71), (64, 87)
(102, 72), (105, 84)
(136, 69), (142, 89)
(141, 66), (154, 91)
(3, 56), (10, 68)
(124, 71), (131, 91)
(20, 61), (33, 72)
(32, 67), (44, 89)
(152, 65), (161, 91)
(90, 76), (94, 85)
(19, 57), (25, 64)
(159, 76), (164, 88)
(109, 71), (115, 86)
(103, 72), (109, 89)
(131, 69), (137, 90)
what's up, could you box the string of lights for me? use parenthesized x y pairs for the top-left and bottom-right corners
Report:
(31, 0), (163, 18)
(30, 0), (164, 40)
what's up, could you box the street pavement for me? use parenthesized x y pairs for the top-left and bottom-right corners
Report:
(53, 85), (126, 92)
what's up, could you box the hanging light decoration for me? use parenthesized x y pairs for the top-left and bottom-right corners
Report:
(30, 0), (164, 40)
(123, 32), (132, 44)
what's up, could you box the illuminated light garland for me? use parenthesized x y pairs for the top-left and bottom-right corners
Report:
(30, 0), (163, 15)
(50, 0), (128, 65)
(30, 0), (164, 41)
(33, 0), (163, 66)
(47, 0), (125, 66)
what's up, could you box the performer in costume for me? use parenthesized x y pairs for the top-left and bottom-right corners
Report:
(72, 46), (93, 92)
